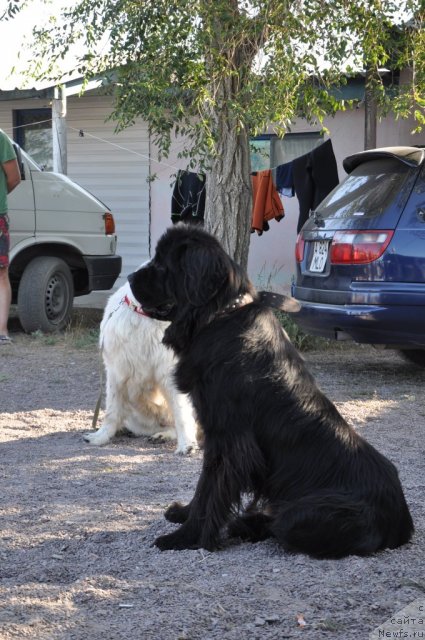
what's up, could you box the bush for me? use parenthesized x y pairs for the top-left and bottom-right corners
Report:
(274, 310), (331, 352)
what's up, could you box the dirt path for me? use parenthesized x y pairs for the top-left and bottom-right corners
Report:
(1, 317), (424, 640)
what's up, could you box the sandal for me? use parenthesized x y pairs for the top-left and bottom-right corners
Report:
(0, 335), (12, 344)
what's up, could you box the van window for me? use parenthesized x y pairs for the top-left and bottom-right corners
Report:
(13, 109), (52, 170)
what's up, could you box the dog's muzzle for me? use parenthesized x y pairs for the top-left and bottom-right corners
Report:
(127, 272), (175, 319)
(144, 303), (175, 319)
(127, 271), (137, 288)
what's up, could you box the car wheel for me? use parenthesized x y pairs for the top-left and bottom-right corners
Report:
(399, 349), (425, 368)
(17, 257), (74, 333)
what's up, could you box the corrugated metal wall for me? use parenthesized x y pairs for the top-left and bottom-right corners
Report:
(67, 95), (150, 286)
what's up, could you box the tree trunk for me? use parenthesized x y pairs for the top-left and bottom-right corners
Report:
(200, 0), (260, 271)
(204, 110), (252, 271)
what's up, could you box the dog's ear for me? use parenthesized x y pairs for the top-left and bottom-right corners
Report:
(163, 307), (198, 354)
(163, 243), (232, 354)
(180, 243), (230, 308)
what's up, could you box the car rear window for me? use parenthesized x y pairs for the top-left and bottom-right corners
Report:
(316, 158), (413, 220)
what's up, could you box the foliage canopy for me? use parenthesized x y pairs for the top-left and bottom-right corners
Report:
(15, 1), (424, 156)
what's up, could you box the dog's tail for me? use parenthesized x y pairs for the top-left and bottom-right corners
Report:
(270, 491), (413, 559)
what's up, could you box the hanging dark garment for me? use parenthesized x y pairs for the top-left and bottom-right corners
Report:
(292, 139), (339, 233)
(171, 170), (206, 225)
(292, 153), (314, 233)
(275, 161), (294, 197)
(310, 139), (339, 208)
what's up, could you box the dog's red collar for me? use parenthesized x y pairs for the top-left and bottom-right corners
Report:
(122, 295), (152, 317)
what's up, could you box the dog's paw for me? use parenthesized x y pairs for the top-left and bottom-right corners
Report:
(154, 532), (200, 551)
(164, 501), (190, 524)
(174, 441), (199, 456)
(150, 428), (176, 443)
(83, 431), (111, 446)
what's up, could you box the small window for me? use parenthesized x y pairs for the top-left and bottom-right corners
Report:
(13, 108), (52, 170)
(250, 132), (323, 172)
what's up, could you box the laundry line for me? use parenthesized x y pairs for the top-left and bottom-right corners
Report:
(3, 117), (196, 175)
(5, 117), (324, 175)
(5, 116), (339, 240)
(67, 126), (185, 173)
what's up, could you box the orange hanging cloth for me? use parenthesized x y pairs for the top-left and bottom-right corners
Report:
(251, 170), (284, 235)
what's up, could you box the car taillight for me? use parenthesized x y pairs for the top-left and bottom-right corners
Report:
(103, 212), (115, 235)
(295, 234), (305, 262)
(330, 230), (394, 264)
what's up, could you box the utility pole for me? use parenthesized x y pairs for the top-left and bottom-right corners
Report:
(364, 68), (377, 150)
(52, 85), (67, 174)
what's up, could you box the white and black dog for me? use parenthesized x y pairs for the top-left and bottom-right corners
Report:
(128, 224), (414, 557)
(83, 278), (198, 455)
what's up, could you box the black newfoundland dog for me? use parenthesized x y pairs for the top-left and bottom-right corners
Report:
(128, 224), (414, 558)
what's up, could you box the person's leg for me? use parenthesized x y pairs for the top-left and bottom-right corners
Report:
(0, 214), (11, 337)
(0, 266), (11, 336)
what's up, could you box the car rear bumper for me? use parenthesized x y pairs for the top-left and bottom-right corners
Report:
(291, 285), (425, 347)
(292, 281), (425, 306)
(84, 255), (122, 291)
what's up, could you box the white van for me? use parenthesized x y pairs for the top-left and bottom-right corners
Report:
(8, 143), (121, 332)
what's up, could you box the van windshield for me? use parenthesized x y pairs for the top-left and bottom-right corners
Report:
(20, 147), (44, 171)
(316, 158), (413, 220)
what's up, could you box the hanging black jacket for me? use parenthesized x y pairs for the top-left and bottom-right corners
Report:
(171, 170), (206, 225)
(292, 139), (339, 233)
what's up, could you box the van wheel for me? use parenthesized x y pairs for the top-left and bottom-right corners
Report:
(17, 257), (74, 333)
(399, 349), (425, 368)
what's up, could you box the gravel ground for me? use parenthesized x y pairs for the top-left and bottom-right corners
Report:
(0, 310), (424, 640)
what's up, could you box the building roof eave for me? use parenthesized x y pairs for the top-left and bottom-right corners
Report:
(0, 75), (106, 101)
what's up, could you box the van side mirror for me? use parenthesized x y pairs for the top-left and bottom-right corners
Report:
(12, 143), (25, 180)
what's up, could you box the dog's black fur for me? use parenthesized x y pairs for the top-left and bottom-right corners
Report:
(128, 224), (414, 558)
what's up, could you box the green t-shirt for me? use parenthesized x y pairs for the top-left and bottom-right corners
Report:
(0, 130), (17, 215)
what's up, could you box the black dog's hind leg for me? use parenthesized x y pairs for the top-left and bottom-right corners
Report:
(271, 493), (383, 559)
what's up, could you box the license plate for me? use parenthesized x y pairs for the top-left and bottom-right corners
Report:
(309, 241), (329, 273)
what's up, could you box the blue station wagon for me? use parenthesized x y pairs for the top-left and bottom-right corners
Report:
(291, 146), (425, 366)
